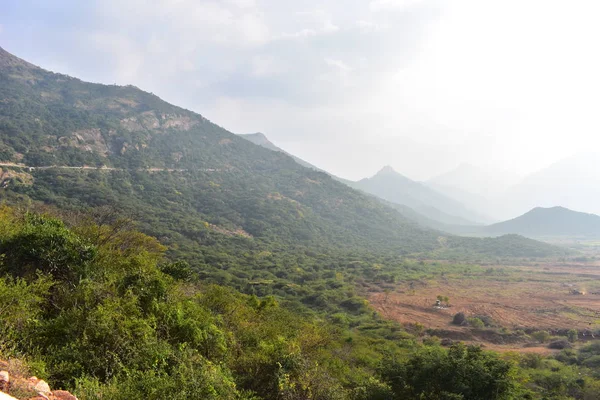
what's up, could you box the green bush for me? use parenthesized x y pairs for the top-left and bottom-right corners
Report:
(467, 317), (485, 329)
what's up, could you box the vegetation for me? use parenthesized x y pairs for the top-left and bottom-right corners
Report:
(0, 207), (597, 399)
(0, 207), (532, 399)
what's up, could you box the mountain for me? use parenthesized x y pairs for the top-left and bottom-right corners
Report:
(428, 163), (521, 197)
(426, 182), (498, 222)
(427, 163), (523, 221)
(238, 133), (477, 231)
(0, 46), (439, 254)
(499, 153), (600, 220)
(482, 206), (600, 238)
(351, 166), (492, 225)
(0, 45), (565, 269)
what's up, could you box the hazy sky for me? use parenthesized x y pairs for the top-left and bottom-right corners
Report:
(1, 0), (599, 181)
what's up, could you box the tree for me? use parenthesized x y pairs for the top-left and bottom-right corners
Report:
(380, 344), (524, 399)
(0, 213), (96, 284)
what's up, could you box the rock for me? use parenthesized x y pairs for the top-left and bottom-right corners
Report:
(52, 390), (78, 400)
(28, 377), (51, 395)
(441, 338), (454, 347)
(0, 370), (8, 392)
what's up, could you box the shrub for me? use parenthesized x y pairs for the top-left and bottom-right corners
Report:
(531, 331), (551, 344)
(567, 329), (578, 343)
(467, 317), (485, 329)
(452, 312), (466, 325)
(548, 340), (571, 350)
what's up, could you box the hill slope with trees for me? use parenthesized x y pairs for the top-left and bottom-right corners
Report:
(0, 46), (563, 262)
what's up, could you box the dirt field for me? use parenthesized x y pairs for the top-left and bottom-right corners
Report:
(369, 262), (600, 352)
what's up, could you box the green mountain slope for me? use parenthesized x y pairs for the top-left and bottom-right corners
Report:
(482, 206), (600, 238)
(0, 46), (565, 270)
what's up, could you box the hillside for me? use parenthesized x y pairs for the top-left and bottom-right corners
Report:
(0, 45), (442, 253)
(483, 206), (600, 238)
(0, 45), (566, 274)
(351, 166), (491, 225)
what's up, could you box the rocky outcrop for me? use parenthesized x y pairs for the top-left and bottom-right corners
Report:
(28, 377), (51, 396)
(59, 129), (110, 156)
(0, 369), (78, 400)
(120, 112), (198, 133)
(0, 169), (34, 188)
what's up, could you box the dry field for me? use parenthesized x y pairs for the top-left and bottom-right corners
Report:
(369, 261), (600, 352)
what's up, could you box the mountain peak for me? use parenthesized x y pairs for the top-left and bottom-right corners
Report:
(377, 165), (398, 175)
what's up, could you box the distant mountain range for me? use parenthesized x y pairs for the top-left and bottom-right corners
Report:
(499, 153), (600, 220)
(238, 132), (600, 241)
(428, 155), (600, 222)
(349, 166), (493, 225)
(237, 135), (492, 226)
(428, 163), (521, 198)
(481, 206), (600, 238)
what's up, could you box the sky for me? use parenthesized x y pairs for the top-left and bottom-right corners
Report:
(1, 0), (599, 181)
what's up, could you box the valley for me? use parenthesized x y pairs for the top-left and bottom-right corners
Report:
(369, 259), (600, 353)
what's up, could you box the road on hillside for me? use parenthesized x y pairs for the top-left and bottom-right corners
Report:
(0, 162), (221, 173)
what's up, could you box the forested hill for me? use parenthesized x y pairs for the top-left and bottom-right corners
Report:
(0, 46), (563, 263)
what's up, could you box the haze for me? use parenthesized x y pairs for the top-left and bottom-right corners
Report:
(1, 0), (598, 183)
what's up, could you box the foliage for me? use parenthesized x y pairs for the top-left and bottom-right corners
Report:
(0, 209), (427, 399)
(379, 343), (524, 399)
(531, 331), (551, 344)
(0, 208), (595, 399)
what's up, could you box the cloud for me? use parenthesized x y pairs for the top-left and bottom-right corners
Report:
(279, 9), (339, 39)
(356, 20), (388, 32)
(369, 0), (425, 11)
(325, 58), (352, 72)
(14, 0), (585, 181)
(250, 55), (282, 77)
